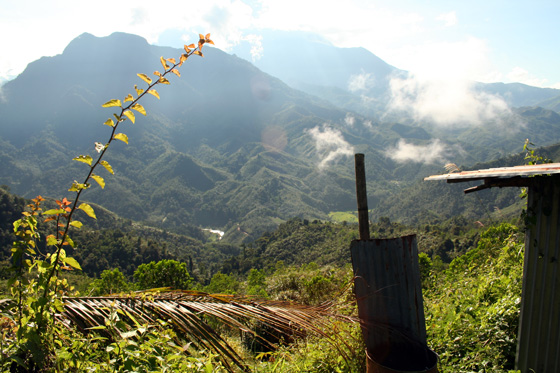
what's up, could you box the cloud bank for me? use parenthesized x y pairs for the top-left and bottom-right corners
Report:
(387, 74), (513, 127)
(386, 139), (450, 164)
(307, 125), (354, 169)
(384, 37), (520, 127)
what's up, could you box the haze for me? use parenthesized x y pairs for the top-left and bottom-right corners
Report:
(1, 0), (559, 88)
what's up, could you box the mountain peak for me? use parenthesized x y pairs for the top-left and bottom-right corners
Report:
(63, 32), (150, 56)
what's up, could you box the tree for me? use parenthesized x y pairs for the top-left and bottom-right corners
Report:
(88, 268), (130, 295)
(205, 272), (240, 294)
(246, 268), (268, 297)
(134, 259), (192, 290)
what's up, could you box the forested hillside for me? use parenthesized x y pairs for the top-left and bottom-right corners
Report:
(0, 182), (526, 371)
(1, 32), (560, 242)
(0, 30), (555, 372)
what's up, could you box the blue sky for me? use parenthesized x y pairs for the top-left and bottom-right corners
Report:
(1, 0), (559, 88)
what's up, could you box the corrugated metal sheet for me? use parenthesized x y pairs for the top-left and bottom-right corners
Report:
(516, 177), (560, 372)
(424, 164), (560, 371)
(424, 163), (560, 181)
(351, 236), (437, 371)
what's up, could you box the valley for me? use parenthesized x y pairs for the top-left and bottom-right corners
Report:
(0, 31), (559, 243)
(0, 30), (559, 371)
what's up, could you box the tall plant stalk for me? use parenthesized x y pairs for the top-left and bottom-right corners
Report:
(7, 33), (214, 371)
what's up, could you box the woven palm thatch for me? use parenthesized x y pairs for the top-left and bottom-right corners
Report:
(55, 290), (356, 371)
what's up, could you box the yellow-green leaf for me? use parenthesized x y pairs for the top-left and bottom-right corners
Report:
(51, 249), (66, 264)
(131, 103), (147, 116)
(160, 56), (169, 70)
(73, 155), (93, 166)
(70, 221), (83, 229)
(64, 236), (75, 248)
(78, 203), (97, 219)
(137, 73), (152, 85)
(134, 85), (144, 96)
(113, 133), (129, 144)
(63, 256), (82, 270)
(46, 235), (58, 246)
(91, 174), (105, 189)
(102, 99), (122, 108)
(158, 77), (171, 85)
(124, 94), (134, 102)
(100, 160), (114, 174)
(104, 118), (115, 127)
(43, 209), (65, 215)
(68, 181), (90, 192)
(122, 110), (135, 123)
(147, 89), (160, 99)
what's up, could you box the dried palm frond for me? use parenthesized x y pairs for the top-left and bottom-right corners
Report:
(2, 290), (356, 371)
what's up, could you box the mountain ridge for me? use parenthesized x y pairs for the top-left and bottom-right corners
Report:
(1, 32), (560, 242)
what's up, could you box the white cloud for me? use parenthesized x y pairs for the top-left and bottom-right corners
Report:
(348, 72), (374, 92)
(243, 34), (264, 61)
(0, 0), (255, 79)
(387, 73), (512, 126)
(507, 67), (548, 87)
(386, 139), (449, 164)
(384, 37), (517, 127)
(391, 37), (493, 82)
(307, 125), (354, 169)
(2, 0), (559, 89)
(344, 114), (355, 127)
(436, 11), (457, 27)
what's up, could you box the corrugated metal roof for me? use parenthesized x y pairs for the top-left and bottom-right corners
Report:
(424, 163), (560, 181)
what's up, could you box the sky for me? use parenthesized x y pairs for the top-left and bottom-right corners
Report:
(1, 0), (559, 89)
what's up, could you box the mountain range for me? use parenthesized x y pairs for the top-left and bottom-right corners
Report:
(0, 31), (559, 242)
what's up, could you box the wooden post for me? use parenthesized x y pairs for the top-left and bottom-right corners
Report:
(351, 153), (437, 372)
(355, 153), (370, 240)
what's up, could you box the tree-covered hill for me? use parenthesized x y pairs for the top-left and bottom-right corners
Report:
(1, 32), (560, 242)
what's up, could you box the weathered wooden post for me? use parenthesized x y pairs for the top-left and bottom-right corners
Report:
(355, 153), (370, 241)
(351, 154), (437, 372)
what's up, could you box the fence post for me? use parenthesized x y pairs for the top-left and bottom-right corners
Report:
(351, 154), (437, 372)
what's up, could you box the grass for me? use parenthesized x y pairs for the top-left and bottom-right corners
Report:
(328, 211), (359, 224)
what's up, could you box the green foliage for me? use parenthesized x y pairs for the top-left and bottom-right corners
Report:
(70, 228), (180, 278)
(134, 259), (192, 290)
(520, 139), (553, 198)
(33, 308), (226, 372)
(328, 211), (358, 224)
(424, 223), (524, 372)
(0, 187), (25, 259)
(1, 33), (214, 372)
(253, 321), (366, 373)
(266, 263), (352, 306)
(523, 138), (552, 165)
(0, 30), (544, 371)
(88, 268), (130, 295)
(204, 272), (240, 294)
(246, 268), (268, 297)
